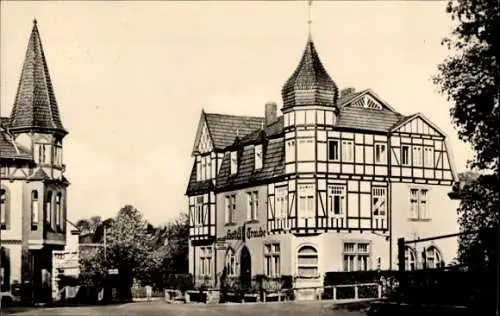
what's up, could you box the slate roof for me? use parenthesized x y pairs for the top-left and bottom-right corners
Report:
(0, 128), (33, 160)
(204, 113), (265, 150)
(215, 137), (285, 191)
(282, 37), (339, 109)
(9, 20), (67, 135)
(239, 116), (284, 146)
(336, 107), (404, 133)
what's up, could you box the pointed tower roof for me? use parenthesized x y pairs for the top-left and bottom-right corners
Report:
(9, 19), (67, 136)
(281, 36), (339, 109)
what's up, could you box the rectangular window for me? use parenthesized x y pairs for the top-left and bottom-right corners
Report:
(207, 158), (212, 179)
(196, 161), (201, 181)
(230, 151), (238, 175)
(410, 188), (429, 220)
(298, 184), (315, 219)
(374, 143), (387, 164)
(195, 196), (203, 226)
(297, 138), (314, 161)
(55, 193), (61, 228)
(201, 157), (206, 181)
(412, 145), (423, 167)
(328, 185), (345, 216)
(31, 190), (39, 229)
(265, 243), (281, 277)
(200, 247), (213, 276)
(225, 195), (236, 224)
(286, 140), (296, 162)
(45, 192), (53, 227)
(328, 140), (339, 161)
(246, 191), (259, 221)
(343, 242), (370, 272)
(401, 145), (410, 165)
(275, 187), (288, 219)
(255, 145), (263, 170)
(0, 189), (6, 228)
(372, 187), (387, 216)
(342, 140), (354, 162)
(423, 146), (434, 168)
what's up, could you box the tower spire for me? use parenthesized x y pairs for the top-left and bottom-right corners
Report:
(9, 19), (67, 136)
(307, 0), (313, 40)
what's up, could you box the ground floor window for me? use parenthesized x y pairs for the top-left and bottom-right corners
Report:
(343, 242), (370, 272)
(424, 246), (443, 269)
(225, 248), (236, 277)
(297, 245), (318, 278)
(265, 243), (281, 277)
(405, 246), (416, 271)
(199, 246), (212, 276)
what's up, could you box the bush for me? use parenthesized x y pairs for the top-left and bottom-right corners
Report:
(163, 274), (194, 294)
(324, 270), (397, 286)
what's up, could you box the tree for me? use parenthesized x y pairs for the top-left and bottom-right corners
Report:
(434, 0), (499, 254)
(77, 207), (191, 300)
(434, 1), (498, 313)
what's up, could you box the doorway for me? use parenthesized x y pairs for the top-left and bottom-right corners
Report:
(239, 246), (251, 291)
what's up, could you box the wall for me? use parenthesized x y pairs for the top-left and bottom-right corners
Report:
(391, 182), (460, 268)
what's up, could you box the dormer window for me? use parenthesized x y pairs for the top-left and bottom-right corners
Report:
(230, 151), (238, 175)
(255, 145), (263, 170)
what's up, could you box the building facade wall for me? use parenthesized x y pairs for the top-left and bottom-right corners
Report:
(391, 183), (460, 269)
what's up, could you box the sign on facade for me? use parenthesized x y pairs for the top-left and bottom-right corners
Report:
(108, 269), (119, 275)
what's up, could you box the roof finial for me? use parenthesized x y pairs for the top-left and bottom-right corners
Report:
(236, 128), (240, 137)
(33, 18), (37, 25)
(307, 0), (313, 40)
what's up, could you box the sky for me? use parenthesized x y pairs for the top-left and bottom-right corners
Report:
(0, 1), (473, 227)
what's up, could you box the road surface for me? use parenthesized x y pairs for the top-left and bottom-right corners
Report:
(2, 300), (366, 316)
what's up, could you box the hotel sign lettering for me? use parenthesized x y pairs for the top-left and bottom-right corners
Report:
(218, 226), (266, 242)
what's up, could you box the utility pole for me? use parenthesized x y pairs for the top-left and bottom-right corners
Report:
(104, 226), (107, 261)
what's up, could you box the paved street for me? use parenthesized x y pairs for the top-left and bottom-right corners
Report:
(3, 300), (366, 316)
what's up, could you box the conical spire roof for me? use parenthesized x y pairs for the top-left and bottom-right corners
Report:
(281, 36), (338, 109)
(9, 19), (67, 135)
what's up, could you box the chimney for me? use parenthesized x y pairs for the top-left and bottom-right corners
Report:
(340, 87), (356, 99)
(265, 102), (277, 127)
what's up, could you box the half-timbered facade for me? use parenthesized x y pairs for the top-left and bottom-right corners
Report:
(0, 20), (69, 302)
(185, 34), (459, 295)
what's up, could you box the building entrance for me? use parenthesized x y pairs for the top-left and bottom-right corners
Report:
(240, 246), (251, 291)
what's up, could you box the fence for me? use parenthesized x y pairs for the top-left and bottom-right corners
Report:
(396, 227), (496, 310)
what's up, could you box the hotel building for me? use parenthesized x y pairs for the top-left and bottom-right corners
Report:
(185, 32), (460, 293)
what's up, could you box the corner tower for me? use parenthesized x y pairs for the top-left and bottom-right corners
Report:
(6, 19), (69, 303)
(281, 30), (340, 232)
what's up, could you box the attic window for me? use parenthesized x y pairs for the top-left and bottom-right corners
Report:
(350, 95), (383, 110)
(255, 145), (263, 170)
(230, 151), (238, 175)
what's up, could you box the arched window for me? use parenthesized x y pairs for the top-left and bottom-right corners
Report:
(0, 187), (10, 230)
(225, 248), (236, 277)
(297, 245), (318, 278)
(405, 246), (416, 271)
(31, 190), (39, 230)
(425, 246), (442, 269)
